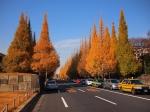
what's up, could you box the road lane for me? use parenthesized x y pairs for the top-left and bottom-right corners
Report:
(32, 86), (150, 112)
(61, 88), (117, 112)
(98, 88), (150, 101)
(81, 86), (150, 112)
(33, 91), (68, 112)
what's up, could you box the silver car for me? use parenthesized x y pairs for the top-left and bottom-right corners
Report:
(103, 79), (119, 90)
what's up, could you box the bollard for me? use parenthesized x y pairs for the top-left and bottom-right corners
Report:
(25, 93), (27, 100)
(2, 104), (9, 112)
(18, 95), (20, 104)
(6, 104), (8, 112)
(13, 98), (16, 109)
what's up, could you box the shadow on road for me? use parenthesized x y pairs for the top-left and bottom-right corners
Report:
(43, 83), (87, 94)
(21, 83), (86, 112)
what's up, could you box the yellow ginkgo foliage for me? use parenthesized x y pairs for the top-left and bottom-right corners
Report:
(31, 14), (59, 76)
(85, 25), (103, 77)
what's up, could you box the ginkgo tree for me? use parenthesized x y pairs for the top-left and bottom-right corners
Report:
(117, 10), (141, 77)
(31, 15), (60, 78)
(77, 38), (90, 77)
(3, 14), (33, 72)
(59, 52), (80, 79)
(59, 59), (71, 80)
(59, 10), (142, 79)
(85, 25), (103, 77)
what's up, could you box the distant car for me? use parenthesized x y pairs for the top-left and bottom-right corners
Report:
(80, 79), (86, 85)
(73, 79), (81, 84)
(45, 80), (58, 90)
(92, 79), (104, 88)
(67, 80), (76, 85)
(103, 79), (119, 90)
(85, 79), (94, 86)
(119, 79), (150, 95)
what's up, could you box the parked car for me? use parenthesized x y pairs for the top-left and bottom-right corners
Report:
(92, 79), (104, 88)
(45, 80), (58, 90)
(85, 79), (94, 86)
(103, 79), (119, 90)
(73, 79), (81, 84)
(119, 79), (150, 95)
(67, 80), (76, 85)
(80, 79), (86, 85)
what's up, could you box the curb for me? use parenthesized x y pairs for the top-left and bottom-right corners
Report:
(15, 92), (40, 112)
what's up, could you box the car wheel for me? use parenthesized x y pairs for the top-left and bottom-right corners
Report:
(110, 86), (113, 90)
(131, 89), (136, 95)
(120, 87), (123, 92)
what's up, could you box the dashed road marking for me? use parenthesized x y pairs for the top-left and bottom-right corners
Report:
(97, 88), (150, 101)
(61, 97), (69, 108)
(78, 89), (85, 92)
(95, 96), (117, 105)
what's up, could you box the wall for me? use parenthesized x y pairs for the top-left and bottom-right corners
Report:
(0, 73), (39, 92)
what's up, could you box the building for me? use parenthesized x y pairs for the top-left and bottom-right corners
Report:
(129, 38), (150, 60)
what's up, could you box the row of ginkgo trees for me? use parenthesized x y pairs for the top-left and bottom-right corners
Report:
(3, 14), (60, 78)
(59, 10), (142, 80)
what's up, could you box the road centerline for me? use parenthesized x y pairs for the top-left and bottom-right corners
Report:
(61, 97), (69, 108)
(95, 96), (117, 106)
(97, 88), (150, 101)
(78, 89), (86, 92)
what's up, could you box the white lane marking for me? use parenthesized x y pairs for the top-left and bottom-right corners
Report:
(61, 97), (69, 108)
(95, 96), (117, 105)
(78, 89), (85, 92)
(97, 88), (150, 101)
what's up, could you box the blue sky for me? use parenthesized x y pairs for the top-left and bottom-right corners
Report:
(0, 0), (150, 68)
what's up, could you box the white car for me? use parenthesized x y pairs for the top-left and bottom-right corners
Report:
(85, 79), (94, 86)
(45, 80), (58, 90)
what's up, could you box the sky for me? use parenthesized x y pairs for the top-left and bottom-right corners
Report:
(0, 0), (150, 69)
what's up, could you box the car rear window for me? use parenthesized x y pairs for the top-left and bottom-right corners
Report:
(111, 80), (119, 83)
(130, 80), (143, 84)
(47, 81), (56, 84)
(98, 80), (103, 82)
(88, 79), (93, 81)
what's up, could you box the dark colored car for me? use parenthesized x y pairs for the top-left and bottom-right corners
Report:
(80, 79), (86, 85)
(45, 80), (58, 90)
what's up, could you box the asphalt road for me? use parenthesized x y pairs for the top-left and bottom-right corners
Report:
(32, 85), (150, 112)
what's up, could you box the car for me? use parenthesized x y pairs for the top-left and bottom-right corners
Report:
(73, 79), (81, 84)
(80, 79), (86, 85)
(119, 79), (150, 95)
(45, 80), (58, 90)
(85, 79), (94, 86)
(67, 80), (76, 86)
(92, 79), (104, 88)
(103, 79), (119, 90)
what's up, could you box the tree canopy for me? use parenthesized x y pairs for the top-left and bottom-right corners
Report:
(31, 15), (60, 77)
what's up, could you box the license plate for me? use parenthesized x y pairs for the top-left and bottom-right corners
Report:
(144, 90), (148, 92)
